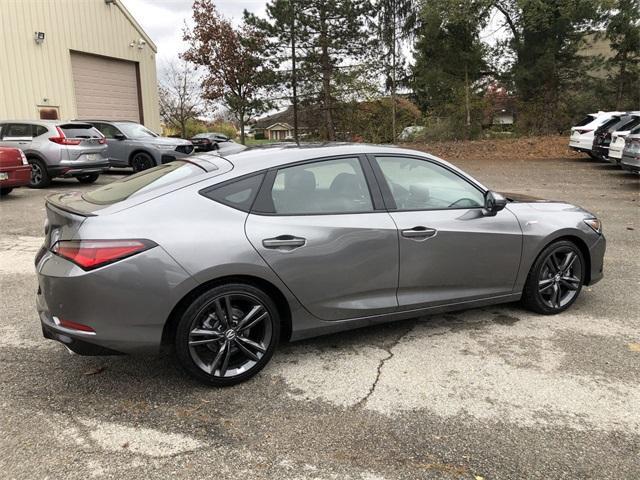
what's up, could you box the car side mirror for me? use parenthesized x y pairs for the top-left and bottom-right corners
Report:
(483, 191), (507, 216)
(114, 133), (126, 141)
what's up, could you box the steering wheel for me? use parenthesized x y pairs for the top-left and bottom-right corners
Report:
(448, 198), (478, 208)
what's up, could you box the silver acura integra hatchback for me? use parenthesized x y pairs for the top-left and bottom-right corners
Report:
(35, 144), (605, 386)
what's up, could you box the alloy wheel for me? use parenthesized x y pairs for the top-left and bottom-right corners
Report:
(30, 162), (43, 185)
(132, 154), (154, 172)
(187, 293), (272, 378)
(537, 247), (582, 309)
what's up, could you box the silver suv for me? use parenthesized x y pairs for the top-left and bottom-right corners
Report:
(84, 120), (195, 172)
(0, 121), (109, 188)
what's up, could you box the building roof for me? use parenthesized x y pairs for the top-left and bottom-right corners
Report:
(253, 106), (317, 130)
(114, 0), (157, 52)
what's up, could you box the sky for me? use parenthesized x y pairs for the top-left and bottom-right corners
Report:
(120, 0), (267, 65)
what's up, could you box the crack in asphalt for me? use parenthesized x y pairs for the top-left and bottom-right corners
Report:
(355, 323), (416, 408)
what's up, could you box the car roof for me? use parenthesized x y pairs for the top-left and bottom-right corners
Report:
(214, 142), (483, 185)
(79, 120), (138, 124)
(0, 120), (93, 125)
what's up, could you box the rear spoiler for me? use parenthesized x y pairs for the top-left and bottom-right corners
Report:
(46, 192), (102, 217)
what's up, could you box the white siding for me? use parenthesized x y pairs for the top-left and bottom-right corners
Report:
(0, 0), (160, 131)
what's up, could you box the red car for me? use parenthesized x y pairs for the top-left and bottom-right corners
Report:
(0, 147), (31, 196)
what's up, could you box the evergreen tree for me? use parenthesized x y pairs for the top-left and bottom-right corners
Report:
(605, 0), (640, 110)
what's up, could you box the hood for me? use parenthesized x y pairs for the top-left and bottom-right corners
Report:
(502, 192), (554, 203)
(138, 136), (192, 146)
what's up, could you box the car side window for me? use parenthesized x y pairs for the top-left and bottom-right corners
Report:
(33, 125), (48, 137)
(375, 156), (485, 210)
(271, 157), (373, 215)
(3, 123), (34, 139)
(201, 174), (265, 212)
(96, 123), (123, 139)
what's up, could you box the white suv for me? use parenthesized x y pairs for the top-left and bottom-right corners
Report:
(569, 112), (622, 157)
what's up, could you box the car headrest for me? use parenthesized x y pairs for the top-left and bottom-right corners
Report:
(329, 172), (360, 195)
(285, 169), (316, 192)
(409, 184), (430, 202)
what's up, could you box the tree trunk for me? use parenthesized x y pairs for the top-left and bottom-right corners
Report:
(319, 7), (335, 141)
(464, 62), (471, 139)
(616, 53), (627, 110)
(239, 109), (245, 145)
(391, 6), (397, 143)
(291, 2), (299, 145)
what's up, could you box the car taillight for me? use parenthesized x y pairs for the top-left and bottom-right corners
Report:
(576, 128), (593, 134)
(49, 126), (81, 145)
(55, 317), (95, 333)
(19, 150), (28, 165)
(52, 239), (156, 270)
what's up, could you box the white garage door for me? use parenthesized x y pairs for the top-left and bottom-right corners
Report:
(71, 52), (141, 122)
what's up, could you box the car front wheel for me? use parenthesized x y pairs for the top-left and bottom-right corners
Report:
(175, 283), (280, 386)
(522, 240), (585, 314)
(131, 152), (155, 173)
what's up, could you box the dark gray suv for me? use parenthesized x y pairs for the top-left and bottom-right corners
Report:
(0, 121), (109, 188)
(85, 120), (195, 172)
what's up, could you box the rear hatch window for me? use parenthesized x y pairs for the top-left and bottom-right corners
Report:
(574, 115), (596, 127)
(59, 124), (103, 139)
(82, 161), (207, 205)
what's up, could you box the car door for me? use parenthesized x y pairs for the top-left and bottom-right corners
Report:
(0, 123), (34, 151)
(245, 155), (399, 321)
(370, 154), (522, 309)
(95, 123), (128, 166)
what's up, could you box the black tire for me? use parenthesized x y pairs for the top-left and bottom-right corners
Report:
(76, 173), (100, 184)
(522, 240), (585, 314)
(0, 187), (13, 196)
(175, 283), (280, 386)
(130, 152), (155, 173)
(28, 158), (51, 188)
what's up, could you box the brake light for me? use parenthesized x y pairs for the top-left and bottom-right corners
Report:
(52, 239), (156, 270)
(49, 126), (81, 145)
(56, 318), (95, 333)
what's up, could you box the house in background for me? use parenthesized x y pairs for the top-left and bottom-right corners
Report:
(483, 82), (516, 128)
(251, 106), (318, 140)
(0, 0), (160, 131)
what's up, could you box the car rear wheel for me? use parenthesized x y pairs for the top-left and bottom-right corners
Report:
(175, 283), (280, 386)
(28, 158), (51, 188)
(131, 152), (155, 173)
(76, 173), (100, 184)
(522, 240), (585, 314)
(0, 187), (13, 196)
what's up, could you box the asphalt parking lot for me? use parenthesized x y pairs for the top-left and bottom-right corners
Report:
(0, 150), (638, 479)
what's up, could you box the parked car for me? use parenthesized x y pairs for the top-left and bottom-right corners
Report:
(620, 126), (640, 174)
(569, 111), (621, 157)
(190, 132), (231, 152)
(36, 145), (605, 386)
(84, 120), (194, 172)
(0, 121), (109, 188)
(0, 147), (31, 195)
(591, 113), (640, 161)
(608, 125), (637, 164)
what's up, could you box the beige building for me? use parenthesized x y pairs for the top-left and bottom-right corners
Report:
(0, 0), (161, 131)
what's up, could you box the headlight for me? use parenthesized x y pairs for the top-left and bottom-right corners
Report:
(584, 218), (602, 234)
(156, 144), (177, 150)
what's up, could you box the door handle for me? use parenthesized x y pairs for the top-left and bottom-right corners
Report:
(401, 226), (437, 239)
(262, 235), (306, 249)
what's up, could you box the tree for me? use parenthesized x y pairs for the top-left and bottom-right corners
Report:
(183, 0), (272, 144)
(247, 0), (376, 141)
(605, 0), (640, 109)
(411, 0), (489, 137)
(373, 0), (417, 142)
(494, 0), (606, 133)
(158, 60), (204, 138)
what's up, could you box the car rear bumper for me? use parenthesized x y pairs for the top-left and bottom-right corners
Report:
(621, 155), (640, 173)
(35, 244), (197, 355)
(0, 164), (31, 187)
(48, 161), (110, 177)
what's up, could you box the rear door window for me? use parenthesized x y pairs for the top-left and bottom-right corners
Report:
(93, 123), (122, 139)
(3, 124), (34, 139)
(82, 161), (209, 205)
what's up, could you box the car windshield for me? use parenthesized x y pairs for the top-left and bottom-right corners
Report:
(117, 123), (158, 139)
